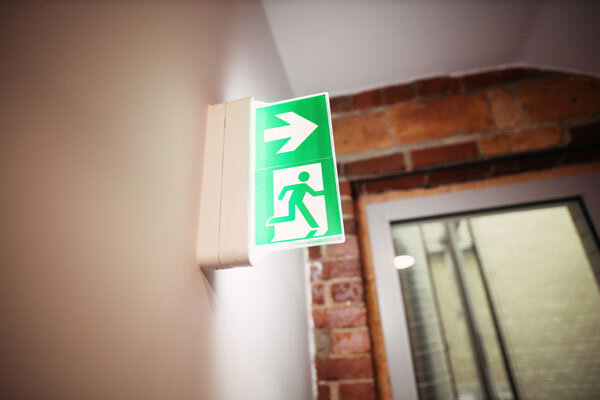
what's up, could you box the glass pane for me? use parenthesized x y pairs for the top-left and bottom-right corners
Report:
(391, 224), (457, 399)
(470, 203), (600, 399)
(391, 199), (600, 400)
(422, 223), (485, 399)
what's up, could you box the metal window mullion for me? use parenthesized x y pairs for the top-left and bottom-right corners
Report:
(419, 225), (459, 400)
(444, 220), (496, 399)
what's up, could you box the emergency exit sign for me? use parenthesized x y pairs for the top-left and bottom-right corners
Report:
(252, 93), (345, 254)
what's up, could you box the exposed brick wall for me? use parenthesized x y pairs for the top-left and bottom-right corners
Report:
(310, 204), (375, 399)
(332, 69), (600, 191)
(310, 67), (600, 399)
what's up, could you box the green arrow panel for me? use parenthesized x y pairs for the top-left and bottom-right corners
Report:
(255, 94), (332, 170)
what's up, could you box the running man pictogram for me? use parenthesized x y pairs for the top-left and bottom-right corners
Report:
(266, 171), (324, 232)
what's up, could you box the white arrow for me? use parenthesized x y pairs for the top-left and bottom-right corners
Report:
(264, 112), (317, 153)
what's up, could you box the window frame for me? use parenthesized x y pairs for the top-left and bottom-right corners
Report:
(365, 172), (600, 400)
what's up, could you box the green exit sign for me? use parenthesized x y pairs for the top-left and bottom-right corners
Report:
(251, 93), (345, 256)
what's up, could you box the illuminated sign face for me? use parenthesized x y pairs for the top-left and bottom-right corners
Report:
(252, 93), (344, 257)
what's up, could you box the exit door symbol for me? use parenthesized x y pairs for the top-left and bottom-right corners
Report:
(266, 163), (328, 242)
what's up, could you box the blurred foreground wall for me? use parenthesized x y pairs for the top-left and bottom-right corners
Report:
(0, 2), (311, 399)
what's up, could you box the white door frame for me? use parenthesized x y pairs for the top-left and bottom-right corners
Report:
(365, 172), (600, 400)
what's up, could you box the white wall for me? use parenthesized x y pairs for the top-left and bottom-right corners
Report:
(519, 1), (600, 75)
(210, 2), (312, 399)
(262, 0), (600, 96)
(0, 1), (310, 399)
(207, 250), (313, 400)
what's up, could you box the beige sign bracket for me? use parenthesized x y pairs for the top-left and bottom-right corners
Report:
(197, 98), (252, 269)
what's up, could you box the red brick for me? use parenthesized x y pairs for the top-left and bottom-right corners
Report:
(315, 329), (332, 360)
(428, 165), (491, 185)
(569, 122), (600, 144)
(313, 307), (367, 328)
(480, 134), (511, 157)
(382, 83), (414, 104)
(326, 235), (360, 258)
(342, 199), (355, 216)
(487, 88), (528, 128)
(337, 162), (345, 178)
(390, 94), (494, 145)
(311, 263), (323, 281)
(312, 284), (325, 305)
(343, 218), (356, 235)
(447, 78), (462, 94)
(332, 281), (364, 302)
(309, 246), (322, 260)
(362, 173), (426, 193)
(411, 142), (479, 168)
(517, 76), (600, 122)
(316, 356), (373, 380)
(353, 89), (383, 110)
(321, 259), (361, 279)
(333, 112), (390, 154)
(330, 96), (353, 113)
(339, 382), (376, 400)
(416, 76), (462, 96)
(339, 180), (352, 196)
(344, 153), (406, 178)
(332, 330), (371, 355)
(318, 384), (331, 400)
(510, 127), (563, 152)
(462, 68), (539, 91)
(312, 309), (327, 328)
